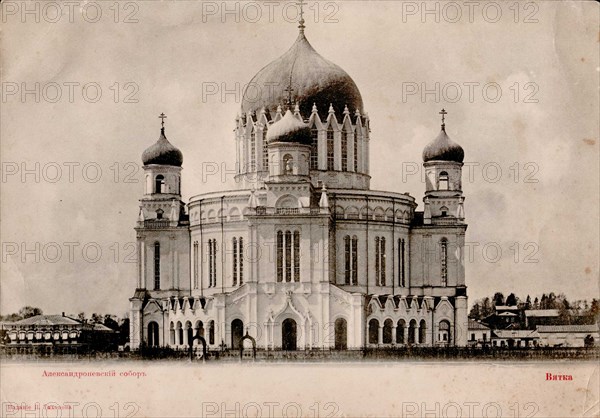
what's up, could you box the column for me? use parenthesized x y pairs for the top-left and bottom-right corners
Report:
(378, 325), (383, 345)
(391, 326), (397, 345)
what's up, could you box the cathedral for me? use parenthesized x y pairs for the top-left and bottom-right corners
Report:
(129, 19), (469, 352)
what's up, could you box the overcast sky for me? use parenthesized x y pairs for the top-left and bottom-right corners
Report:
(1, 1), (598, 317)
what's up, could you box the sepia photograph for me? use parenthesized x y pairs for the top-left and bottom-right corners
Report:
(1, 0), (599, 416)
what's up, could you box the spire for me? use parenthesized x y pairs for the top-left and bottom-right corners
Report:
(312, 103), (318, 114)
(297, 0), (307, 34)
(439, 108), (447, 132)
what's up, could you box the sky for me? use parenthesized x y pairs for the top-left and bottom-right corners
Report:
(1, 1), (599, 317)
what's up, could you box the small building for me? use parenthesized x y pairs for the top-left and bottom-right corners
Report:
(524, 309), (559, 328)
(536, 324), (599, 347)
(1, 314), (92, 351)
(468, 320), (491, 347)
(491, 329), (540, 348)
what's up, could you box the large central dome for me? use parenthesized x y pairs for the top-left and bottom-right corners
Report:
(241, 31), (363, 119)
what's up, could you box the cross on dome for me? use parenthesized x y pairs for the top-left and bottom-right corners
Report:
(297, 0), (307, 33)
(439, 108), (447, 130)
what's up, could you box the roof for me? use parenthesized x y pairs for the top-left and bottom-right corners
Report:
(525, 309), (559, 318)
(497, 312), (518, 317)
(493, 330), (540, 339)
(537, 325), (599, 333)
(468, 320), (490, 330)
(12, 315), (81, 326)
(142, 128), (183, 167)
(92, 323), (115, 332)
(494, 305), (521, 311)
(241, 31), (363, 120)
(422, 127), (464, 163)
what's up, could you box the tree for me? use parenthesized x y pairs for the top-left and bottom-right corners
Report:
(18, 306), (43, 319)
(481, 297), (493, 318)
(506, 293), (518, 306)
(533, 297), (539, 309)
(469, 302), (481, 320)
(104, 315), (119, 330)
(525, 295), (532, 310)
(91, 313), (103, 323)
(493, 292), (505, 307)
(78, 312), (86, 322)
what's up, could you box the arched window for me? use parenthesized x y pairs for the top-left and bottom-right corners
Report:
(155, 175), (164, 193)
(341, 130), (348, 171)
(353, 134), (358, 172)
(334, 318), (347, 350)
(176, 322), (183, 346)
(231, 319), (244, 350)
(344, 236), (351, 285)
(262, 128), (269, 170)
(440, 238), (448, 286)
(396, 319), (406, 344)
(156, 209), (164, 220)
(277, 230), (300, 282)
(368, 318), (379, 345)
(195, 321), (205, 339)
(419, 320), (427, 344)
(326, 128), (335, 170)
(193, 241), (199, 289)
(232, 237), (243, 286)
(276, 231), (283, 282)
(344, 235), (358, 285)
(232, 237), (238, 286)
(398, 238), (406, 287)
(440, 206), (449, 217)
(239, 237), (244, 285)
(285, 231), (292, 281)
(148, 322), (159, 347)
(249, 131), (256, 171)
(283, 154), (293, 174)
(439, 320), (450, 344)
(208, 239), (217, 287)
(439, 171), (449, 190)
(351, 236), (358, 285)
(383, 319), (393, 344)
(169, 322), (175, 345)
(408, 320), (417, 344)
(153, 242), (160, 290)
(293, 231), (300, 282)
(310, 128), (319, 170)
(208, 320), (215, 345)
(375, 236), (386, 286)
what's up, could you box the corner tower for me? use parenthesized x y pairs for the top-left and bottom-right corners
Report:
(129, 114), (190, 349)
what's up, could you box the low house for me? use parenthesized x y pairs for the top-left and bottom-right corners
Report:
(468, 320), (491, 347)
(536, 324), (599, 347)
(1, 314), (91, 348)
(491, 329), (540, 348)
(524, 309), (559, 328)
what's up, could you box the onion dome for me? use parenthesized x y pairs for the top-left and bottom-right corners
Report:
(266, 109), (311, 145)
(142, 127), (183, 167)
(241, 31), (363, 119)
(422, 110), (464, 163)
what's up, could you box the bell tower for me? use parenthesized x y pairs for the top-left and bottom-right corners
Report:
(129, 114), (190, 349)
(422, 109), (465, 225)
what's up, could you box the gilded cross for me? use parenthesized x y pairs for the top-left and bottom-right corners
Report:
(159, 112), (167, 128)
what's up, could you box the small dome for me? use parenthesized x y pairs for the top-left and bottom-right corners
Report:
(142, 128), (183, 167)
(266, 110), (311, 145)
(423, 128), (464, 163)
